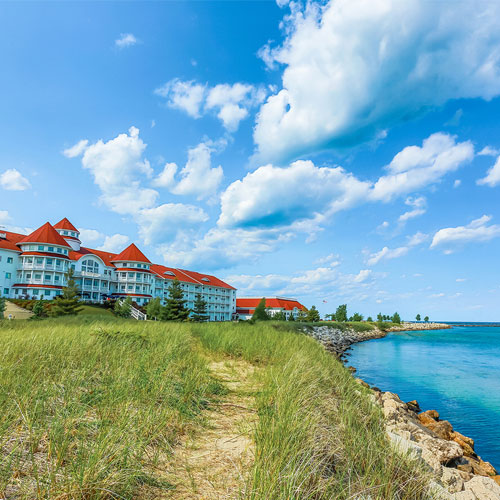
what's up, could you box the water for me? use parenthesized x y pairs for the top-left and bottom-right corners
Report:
(348, 326), (500, 469)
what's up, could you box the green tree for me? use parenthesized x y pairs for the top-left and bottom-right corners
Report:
(32, 299), (47, 319)
(273, 310), (287, 321)
(0, 296), (5, 319)
(146, 297), (162, 320)
(416, 314), (421, 322)
(288, 313), (295, 321)
(377, 312), (383, 322)
(251, 297), (270, 321)
(367, 316), (373, 322)
(192, 293), (209, 322)
(424, 315), (429, 323)
(114, 297), (133, 318)
(351, 312), (364, 322)
(51, 269), (83, 316)
(325, 313), (336, 321)
(335, 304), (348, 322)
(162, 279), (189, 321)
(306, 305), (321, 322)
(392, 312), (401, 324)
(297, 309), (307, 322)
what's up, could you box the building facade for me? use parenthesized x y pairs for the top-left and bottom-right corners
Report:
(236, 297), (306, 320)
(0, 218), (237, 322)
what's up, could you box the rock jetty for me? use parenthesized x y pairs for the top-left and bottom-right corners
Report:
(303, 323), (500, 499)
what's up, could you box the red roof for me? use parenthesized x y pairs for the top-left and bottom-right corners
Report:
(69, 247), (117, 267)
(111, 243), (151, 264)
(178, 269), (236, 290)
(150, 264), (200, 284)
(54, 217), (78, 232)
(0, 230), (24, 252)
(18, 223), (71, 249)
(20, 251), (70, 259)
(236, 297), (306, 311)
(12, 284), (63, 289)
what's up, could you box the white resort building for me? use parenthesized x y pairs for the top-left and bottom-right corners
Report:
(0, 218), (237, 321)
(236, 297), (306, 320)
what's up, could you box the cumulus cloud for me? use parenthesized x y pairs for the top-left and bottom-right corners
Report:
(478, 146), (500, 157)
(98, 234), (130, 253)
(477, 156), (500, 187)
(371, 133), (474, 201)
(155, 79), (265, 131)
(398, 196), (426, 223)
(431, 215), (500, 249)
(0, 169), (31, 191)
(78, 228), (103, 243)
(219, 159), (370, 229)
(115, 33), (138, 49)
(254, 0), (500, 162)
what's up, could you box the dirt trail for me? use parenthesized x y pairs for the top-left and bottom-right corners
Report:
(2, 300), (33, 320)
(143, 359), (260, 500)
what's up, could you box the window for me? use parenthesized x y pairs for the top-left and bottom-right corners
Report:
(46, 258), (53, 265)
(63, 249), (68, 255)
(15, 289), (19, 295)
(164, 270), (175, 276)
(35, 274), (41, 280)
(3, 288), (9, 295)
(123, 263), (128, 267)
(44, 275), (51, 281)
(29, 245), (35, 251)
(5, 272), (11, 279)
(54, 275), (60, 282)
(7, 257), (13, 264)
(56, 259), (61, 265)
(44, 290), (51, 296)
(48, 247), (54, 252)
(63, 231), (68, 235)
(26, 273), (31, 279)
(33, 290), (39, 295)
(201, 277), (210, 282)
(128, 285), (133, 290)
(57, 248), (62, 253)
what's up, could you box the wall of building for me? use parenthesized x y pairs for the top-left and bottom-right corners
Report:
(0, 249), (19, 298)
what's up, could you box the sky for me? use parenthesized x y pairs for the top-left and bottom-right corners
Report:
(2, 0), (500, 321)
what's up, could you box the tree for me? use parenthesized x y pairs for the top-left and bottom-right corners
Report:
(162, 279), (189, 321)
(192, 293), (209, 322)
(367, 316), (373, 322)
(146, 297), (162, 320)
(288, 313), (295, 321)
(32, 299), (47, 319)
(335, 304), (348, 322)
(297, 309), (307, 322)
(306, 305), (321, 322)
(114, 297), (132, 318)
(350, 312), (363, 322)
(392, 312), (401, 324)
(325, 313), (336, 321)
(251, 297), (270, 321)
(377, 312), (383, 322)
(416, 314), (421, 322)
(0, 297), (5, 319)
(273, 311), (287, 321)
(51, 269), (83, 316)
(424, 315), (429, 323)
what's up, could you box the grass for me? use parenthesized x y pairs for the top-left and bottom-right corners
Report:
(0, 317), (432, 499)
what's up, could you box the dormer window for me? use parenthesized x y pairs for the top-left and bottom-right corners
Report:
(48, 247), (54, 252)
(38, 245), (44, 251)
(201, 277), (210, 282)
(164, 271), (175, 276)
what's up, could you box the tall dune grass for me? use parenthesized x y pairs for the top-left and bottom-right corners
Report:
(0, 317), (431, 499)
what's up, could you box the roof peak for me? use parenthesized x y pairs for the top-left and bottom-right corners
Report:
(111, 243), (151, 263)
(53, 217), (78, 232)
(18, 222), (72, 249)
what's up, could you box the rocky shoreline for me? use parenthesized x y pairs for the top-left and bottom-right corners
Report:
(302, 323), (500, 499)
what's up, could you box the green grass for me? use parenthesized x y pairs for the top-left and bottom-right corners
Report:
(78, 305), (114, 316)
(0, 317), (431, 499)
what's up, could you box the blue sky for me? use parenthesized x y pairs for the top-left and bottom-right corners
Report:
(3, 0), (500, 320)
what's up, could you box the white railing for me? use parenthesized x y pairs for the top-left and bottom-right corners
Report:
(118, 299), (147, 321)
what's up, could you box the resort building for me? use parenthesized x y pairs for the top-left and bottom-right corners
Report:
(0, 218), (237, 321)
(236, 297), (306, 320)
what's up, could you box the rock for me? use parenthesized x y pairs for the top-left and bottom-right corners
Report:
(464, 456), (498, 477)
(355, 378), (370, 388)
(452, 431), (475, 456)
(428, 480), (454, 499)
(441, 467), (465, 493)
(462, 475), (500, 499)
(427, 420), (455, 441)
(406, 400), (421, 413)
(493, 476), (500, 487)
(418, 409), (440, 425)
(387, 431), (423, 459)
(420, 435), (463, 465)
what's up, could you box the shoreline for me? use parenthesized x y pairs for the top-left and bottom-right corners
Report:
(302, 323), (500, 499)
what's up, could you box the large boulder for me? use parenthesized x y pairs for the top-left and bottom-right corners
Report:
(460, 475), (500, 499)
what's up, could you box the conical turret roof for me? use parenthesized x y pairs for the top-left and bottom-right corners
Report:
(18, 222), (72, 248)
(111, 243), (151, 263)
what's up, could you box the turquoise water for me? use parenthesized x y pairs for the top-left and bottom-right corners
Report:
(348, 326), (500, 469)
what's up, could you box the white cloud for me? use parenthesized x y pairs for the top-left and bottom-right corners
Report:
(314, 253), (340, 266)
(371, 133), (474, 201)
(454, 179), (461, 188)
(218, 159), (370, 229)
(456, 278), (467, 282)
(478, 146), (500, 157)
(169, 142), (224, 199)
(366, 231), (427, 265)
(115, 33), (138, 49)
(97, 234), (130, 253)
(398, 196), (426, 223)
(136, 203), (208, 245)
(79, 126), (156, 215)
(0, 210), (11, 225)
(431, 215), (500, 249)
(153, 162), (178, 189)
(155, 79), (206, 118)
(155, 79), (265, 131)
(78, 228), (103, 243)
(0, 169), (31, 191)
(254, 0), (500, 162)
(477, 156), (500, 187)
(63, 139), (89, 158)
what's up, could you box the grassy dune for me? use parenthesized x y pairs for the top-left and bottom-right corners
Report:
(0, 316), (431, 499)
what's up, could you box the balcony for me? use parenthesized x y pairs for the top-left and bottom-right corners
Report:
(79, 270), (102, 278)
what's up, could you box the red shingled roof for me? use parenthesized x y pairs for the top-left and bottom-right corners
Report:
(18, 222), (71, 249)
(53, 217), (78, 232)
(69, 247), (117, 267)
(111, 243), (151, 264)
(150, 264), (200, 284)
(236, 297), (306, 311)
(178, 269), (236, 290)
(0, 230), (24, 252)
